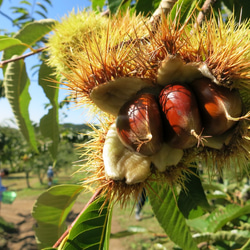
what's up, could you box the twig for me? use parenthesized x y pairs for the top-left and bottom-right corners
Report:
(150, 0), (178, 25)
(52, 188), (103, 248)
(195, 0), (217, 27)
(0, 46), (48, 67)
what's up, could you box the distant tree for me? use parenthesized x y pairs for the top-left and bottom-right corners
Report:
(0, 126), (25, 170)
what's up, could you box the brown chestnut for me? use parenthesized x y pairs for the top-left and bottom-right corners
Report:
(159, 83), (202, 149)
(116, 92), (164, 156)
(190, 77), (243, 135)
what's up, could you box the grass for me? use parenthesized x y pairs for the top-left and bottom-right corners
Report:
(0, 216), (17, 233)
(111, 200), (168, 250)
(1, 170), (167, 250)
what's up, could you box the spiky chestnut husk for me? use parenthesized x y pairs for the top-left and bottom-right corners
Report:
(48, 11), (250, 204)
(47, 11), (109, 75)
(78, 118), (190, 205)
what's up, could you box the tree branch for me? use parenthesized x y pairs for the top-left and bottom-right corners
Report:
(0, 46), (48, 67)
(195, 0), (217, 27)
(150, 0), (178, 25)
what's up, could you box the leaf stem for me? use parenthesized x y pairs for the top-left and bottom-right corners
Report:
(0, 46), (48, 68)
(52, 188), (103, 248)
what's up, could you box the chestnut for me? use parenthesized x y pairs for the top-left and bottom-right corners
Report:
(116, 92), (164, 156)
(159, 83), (202, 149)
(190, 77), (243, 135)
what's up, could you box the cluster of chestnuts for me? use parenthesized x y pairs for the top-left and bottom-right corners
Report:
(116, 77), (243, 156)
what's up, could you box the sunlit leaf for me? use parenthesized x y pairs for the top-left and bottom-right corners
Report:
(13, 14), (29, 22)
(40, 108), (59, 159)
(10, 7), (29, 14)
(32, 184), (84, 249)
(206, 203), (250, 233)
(2, 19), (56, 64)
(187, 202), (250, 234)
(186, 214), (209, 233)
(3, 58), (38, 152)
(170, 0), (205, 24)
(62, 196), (111, 250)
(149, 182), (198, 250)
(20, 0), (32, 6)
(39, 62), (59, 160)
(103, 202), (113, 250)
(193, 230), (250, 245)
(92, 0), (106, 11)
(0, 79), (5, 98)
(0, 36), (22, 51)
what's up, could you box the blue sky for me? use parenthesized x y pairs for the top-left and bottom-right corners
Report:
(0, 0), (97, 127)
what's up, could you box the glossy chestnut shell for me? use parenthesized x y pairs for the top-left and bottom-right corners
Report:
(159, 83), (202, 149)
(116, 92), (164, 156)
(190, 77), (243, 135)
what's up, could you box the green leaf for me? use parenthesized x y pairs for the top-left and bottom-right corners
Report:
(62, 196), (110, 250)
(193, 230), (250, 245)
(186, 214), (209, 233)
(103, 203), (113, 250)
(178, 168), (210, 219)
(3, 58), (38, 152)
(170, 0), (205, 24)
(44, 0), (52, 6)
(10, 7), (29, 14)
(135, 0), (154, 15)
(2, 19), (56, 63)
(241, 238), (250, 250)
(107, 0), (124, 14)
(92, 0), (106, 11)
(35, 10), (47, 19)
(32, 184), (84, 249)
(206, 203), (250, 233)
(40, 108), (59, 160)
(20, 0), (32, 6)
(188, 202), (250, 234)
(149, 182), (198, 250)
(0, 36), (22, 51)
(36, 2), (48, 14)
(202, 182), (225, 193)
(39, 62), (59, 160)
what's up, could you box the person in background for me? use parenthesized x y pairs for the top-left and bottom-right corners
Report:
(0, 169), (9, 209)
(135, 188), (147, 221)
(47, 166), (54, 188)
